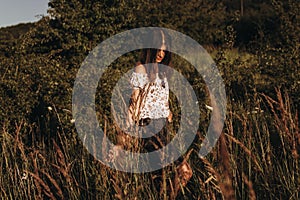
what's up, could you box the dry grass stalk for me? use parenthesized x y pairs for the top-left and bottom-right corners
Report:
(12, 121), (29, 167)
(292, 112), (299, 159)
(41, 170), (64, 199)
(224, 133), (262, 172)
(27, 171), (57, 200)
(242, 173), (256, 200)
(160, 169), (168, 200)
(13, 121), (23, 152)
(111, 175), (125, 200)
(199, 156), (222, 195)
(29, 152), (42, 198)
(52, 140), (66, 167)
(218, 133), (235, 200)
(52, 140), (72, 183)
(0, 186), (8, 199)
(262, 89), (299, 158)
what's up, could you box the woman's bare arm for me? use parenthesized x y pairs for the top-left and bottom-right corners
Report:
(127, 65), (147, 125)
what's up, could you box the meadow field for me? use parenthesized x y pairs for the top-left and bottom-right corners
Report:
(0, 1), (299, 199)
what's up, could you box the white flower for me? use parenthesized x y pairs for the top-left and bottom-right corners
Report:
(205, 104), (213, 111)
(70, 119), (75, 123)
(47, 106), (53, 111)
(21, 172), (28, 180)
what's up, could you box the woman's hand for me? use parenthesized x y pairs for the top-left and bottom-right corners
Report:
(167, 111), (173, 123)
(126, 112), (134, 129)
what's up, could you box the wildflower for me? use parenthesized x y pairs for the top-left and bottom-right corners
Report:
(205, 104), (213, 111)
(21, 172), (28, 180)
(48, 106), (53, 111)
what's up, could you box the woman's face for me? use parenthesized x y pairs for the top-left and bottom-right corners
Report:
(155, 44), (166, 63)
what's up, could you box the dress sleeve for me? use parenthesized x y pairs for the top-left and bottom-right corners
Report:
(130, 72), (149, 89)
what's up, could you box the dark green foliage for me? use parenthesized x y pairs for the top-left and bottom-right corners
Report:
(0, 23), (34, 57)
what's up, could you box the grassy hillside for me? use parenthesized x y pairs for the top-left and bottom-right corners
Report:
(0, 1), (299, 199)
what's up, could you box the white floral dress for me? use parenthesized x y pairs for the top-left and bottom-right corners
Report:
(130, 72), (170, 120)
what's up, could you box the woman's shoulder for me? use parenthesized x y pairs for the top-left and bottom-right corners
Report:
(135, 64), (146, 74)
(130, 65), (148, 89)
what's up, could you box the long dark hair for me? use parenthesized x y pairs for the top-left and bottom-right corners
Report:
(137, 29), (172, 82)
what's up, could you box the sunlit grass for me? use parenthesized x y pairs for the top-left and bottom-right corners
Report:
(1, 86), (299, 199)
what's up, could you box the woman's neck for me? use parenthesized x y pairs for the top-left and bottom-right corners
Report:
(153, 63), (159, 73)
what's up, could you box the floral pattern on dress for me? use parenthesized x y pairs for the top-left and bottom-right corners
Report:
(130, 72), (148, 89)
(130, 72), (170, 119)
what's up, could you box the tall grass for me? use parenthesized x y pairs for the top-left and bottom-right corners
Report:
(0, 88), (298, 199)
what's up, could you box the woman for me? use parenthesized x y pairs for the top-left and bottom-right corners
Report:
(128, 29), (172, 128)
(126, 29), (193, 198)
